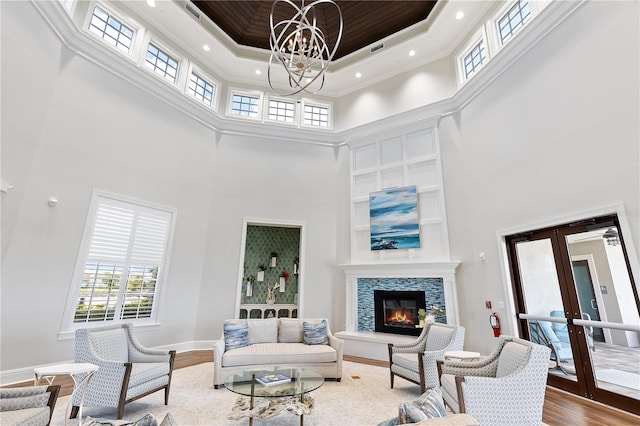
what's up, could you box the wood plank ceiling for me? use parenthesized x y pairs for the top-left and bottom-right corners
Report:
(192, 1), (438, 60)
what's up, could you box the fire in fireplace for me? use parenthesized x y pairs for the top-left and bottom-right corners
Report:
(374, 290), (426, 336)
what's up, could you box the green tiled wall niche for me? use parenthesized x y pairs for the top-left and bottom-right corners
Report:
(241, 225), (300, 306)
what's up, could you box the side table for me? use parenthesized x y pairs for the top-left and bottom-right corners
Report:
(444, 350), (481, 361)
(34, 363), (99, 425)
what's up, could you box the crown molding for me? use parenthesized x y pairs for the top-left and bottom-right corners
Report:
(30, 0), (586, 149)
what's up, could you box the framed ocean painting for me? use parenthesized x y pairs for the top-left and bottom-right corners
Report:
(369, 186), (421, 250)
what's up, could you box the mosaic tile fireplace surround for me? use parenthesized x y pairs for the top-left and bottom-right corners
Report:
(358, 278), (446, 333)
(343, 262), (460, 334)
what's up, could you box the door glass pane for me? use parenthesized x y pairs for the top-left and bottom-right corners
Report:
(566, 229), (640, 400)
(516, 239), (577, 380)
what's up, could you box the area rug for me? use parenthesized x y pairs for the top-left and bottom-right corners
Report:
(596, 369), (640, 391)
(50, 361), (423, 425)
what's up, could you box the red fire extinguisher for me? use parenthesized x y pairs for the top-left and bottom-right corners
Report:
(489, 312), (501, 337)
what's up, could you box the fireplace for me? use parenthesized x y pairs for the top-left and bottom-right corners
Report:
(374, 290), (426, 336)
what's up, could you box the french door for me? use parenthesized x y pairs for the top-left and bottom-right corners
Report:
(506, 214), (640, 414)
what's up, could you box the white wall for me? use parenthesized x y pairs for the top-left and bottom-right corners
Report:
(1, 0), (638, 378)
(193, 134), (341, 340)
(0, 1), (341, 376)
(333, 56), (456, 132)
(439, 1), (639, 353)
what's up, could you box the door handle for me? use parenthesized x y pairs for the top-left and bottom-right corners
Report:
(591, 299), (597, 310)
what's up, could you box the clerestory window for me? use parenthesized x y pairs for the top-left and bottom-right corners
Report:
(188, 72), (216, 108)
(145, 43), (180, 84)
(268, 99), (296, 123)
(303, 103), (330, 128)
(88, 4), (135, 54)
(497, 0), (532, 45)
(230, 94), (260, 118)
(64, 193), (174, 329)
(462, 39), (487, 79)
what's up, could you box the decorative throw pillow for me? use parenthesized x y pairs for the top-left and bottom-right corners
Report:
(82, 413), (163, 426)
(123, 414), (159, 426)
(82, 417), (115, 426)
(303, 319), (328, 345)
(376, 417), (400, 426)
(247, 318), (278, 344)
(278, 318), (304, 343)
(223, 319), (249, 350)
(398, 387), (446, 424)
(159, 412), (177, 426)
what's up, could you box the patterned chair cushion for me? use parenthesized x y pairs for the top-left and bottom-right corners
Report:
(393, 353), (419, 371)
(495, 342), (530, 378)
(303, 319), (329, 345)
(425, 326), (455, 351)
(0, 393), (50, 412)
(223, 320), (249, 350)
(0, 407), (50, 426)
(0, 386), (48, 399)
(89, 328), (129, 362)
(129, 363), (171, 387)
(398, 387), (446, 424)
(439, 373), (459, 413)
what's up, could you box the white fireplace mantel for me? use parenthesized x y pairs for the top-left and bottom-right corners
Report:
(340, 261), (461, 332)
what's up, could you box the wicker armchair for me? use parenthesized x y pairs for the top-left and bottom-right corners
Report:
(71, 323), (176, 419)
(438, 336), (551, 426)
(388, 323), (465, 393)
(0, 385), (60, 426)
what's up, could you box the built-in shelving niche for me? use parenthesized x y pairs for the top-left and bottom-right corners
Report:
(236, 219), (304, 319)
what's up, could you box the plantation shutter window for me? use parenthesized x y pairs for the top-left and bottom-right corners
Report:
(73, 196), (172, 324)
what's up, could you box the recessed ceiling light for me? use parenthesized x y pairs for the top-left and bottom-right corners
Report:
(355, 72), (362, 78)
(456, 11), (464, 20)
(409, 50), (416, 57)
(202, 44), (210, 52)
(255, 70), (262, 75)
(146, 0), (156, 7)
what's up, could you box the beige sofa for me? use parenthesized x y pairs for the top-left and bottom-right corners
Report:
(213, 317), (343, 388)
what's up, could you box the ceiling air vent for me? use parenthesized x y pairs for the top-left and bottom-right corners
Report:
(370, 43), (384, 53)
(185, 2), (200, 19)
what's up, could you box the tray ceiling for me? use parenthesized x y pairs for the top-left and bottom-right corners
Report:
(192, 1), (438, 60)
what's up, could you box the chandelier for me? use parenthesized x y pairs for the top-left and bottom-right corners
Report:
(268, 0), (343, 95)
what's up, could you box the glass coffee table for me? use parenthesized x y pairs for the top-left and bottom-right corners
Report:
(225, 367), (324, 426)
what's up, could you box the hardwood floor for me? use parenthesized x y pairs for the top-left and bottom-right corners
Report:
(7, 350), (639, 425)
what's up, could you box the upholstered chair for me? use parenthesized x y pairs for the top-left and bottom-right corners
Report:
(0, 385), (60, 426)
(389, 323), (465, 393)
(72, 323), (176, 419)
(438, 336), (551, 426)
